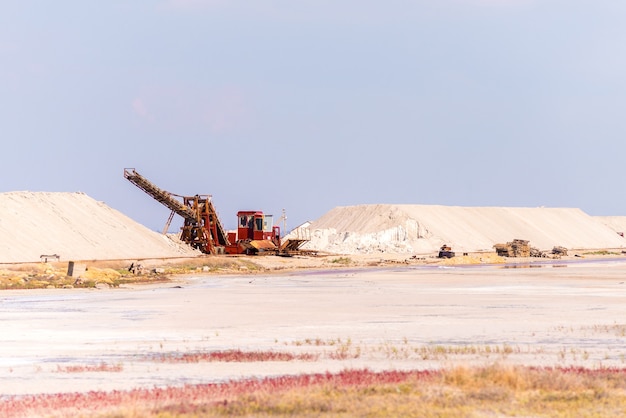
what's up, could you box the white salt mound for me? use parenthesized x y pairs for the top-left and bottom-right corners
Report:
(0, 192), (199, 263)
(296, 204), (626, 255)
(595, 216), (626, 237)
(3, 193), (624, 263)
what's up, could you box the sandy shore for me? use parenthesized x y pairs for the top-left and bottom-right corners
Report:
(1, 255), (626, 397)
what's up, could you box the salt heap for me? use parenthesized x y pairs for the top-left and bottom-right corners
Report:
(595, 216), (626, 237)
(298, 204), (626, 255)
(0, 192), (199, 263)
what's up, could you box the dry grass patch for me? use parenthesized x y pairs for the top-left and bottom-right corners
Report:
(441, 253), (506, 265)
(289, 338), (548, 362)
(581, 324), (626, 338)
(160, 256), (266, 275)
(0, 256), (274, 289)
(4, 366), (626, 417)
(0, 257), (247, 289)
(328, 257), (352, 265)
(0, 263), (69, 289)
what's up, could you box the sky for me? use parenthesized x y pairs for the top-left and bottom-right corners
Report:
(1, 1), (625, 233)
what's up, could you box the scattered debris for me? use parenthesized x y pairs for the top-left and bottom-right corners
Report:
(493, 239), (530, 258)
(128, 262), (144, 275)
(495, 241), (568, 259)
(530, 247), (547, 258)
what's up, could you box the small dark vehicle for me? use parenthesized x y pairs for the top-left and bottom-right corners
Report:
(438, 245), (455, 259)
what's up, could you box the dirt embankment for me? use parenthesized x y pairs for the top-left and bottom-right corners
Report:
(2, 248), (625, 290)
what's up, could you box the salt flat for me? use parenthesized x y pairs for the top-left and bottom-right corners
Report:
(1, 259), (626, 397)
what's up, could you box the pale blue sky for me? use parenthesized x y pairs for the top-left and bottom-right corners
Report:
(2, 1), (625, 232)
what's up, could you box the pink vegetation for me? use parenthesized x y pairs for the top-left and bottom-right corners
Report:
(149, 349), (318, 363)
(0, 369), (434, 417)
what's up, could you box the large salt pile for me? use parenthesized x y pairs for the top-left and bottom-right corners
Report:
(595, 216), (626, 237)
(297, 204), (626, 255)
(0, 192), (199, 263)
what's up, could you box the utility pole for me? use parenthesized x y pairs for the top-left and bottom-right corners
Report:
(279, 208), (287, 234)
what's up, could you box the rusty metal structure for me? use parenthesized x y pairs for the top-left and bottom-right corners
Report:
(124, 168), (308, 256)
(124, 168), (230, 254)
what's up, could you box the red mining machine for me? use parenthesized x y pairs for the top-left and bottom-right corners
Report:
(123, 168), (307, 255)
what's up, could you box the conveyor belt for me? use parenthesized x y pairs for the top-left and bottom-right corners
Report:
(123, 168), (196, 222)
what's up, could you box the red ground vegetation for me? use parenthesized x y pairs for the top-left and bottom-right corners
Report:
(0, 369), (434, 417)
(4, 366), (626, 417)
(55, 362), (123, 373)
(148, 349), (318, 363)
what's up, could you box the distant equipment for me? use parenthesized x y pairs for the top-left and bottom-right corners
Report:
(123, 168), (308, 256)
(494, 239), (531, 257)
(494, 239), (569, 259)
(438, 244), (455, 259)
